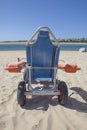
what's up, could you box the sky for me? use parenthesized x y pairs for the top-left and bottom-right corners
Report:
(0, 0), (87, 41)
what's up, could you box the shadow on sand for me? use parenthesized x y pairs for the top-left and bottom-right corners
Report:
(22, 87), (87, 113)
(22, 96), (58, 111)
(66, 87), (87, 113)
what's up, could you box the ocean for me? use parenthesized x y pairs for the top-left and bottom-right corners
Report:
(0, 42), (87, 51)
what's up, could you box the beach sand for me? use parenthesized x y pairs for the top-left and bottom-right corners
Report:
(0, 50), (87, 130)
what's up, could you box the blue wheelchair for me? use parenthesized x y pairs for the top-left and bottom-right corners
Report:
(17, 26), (68, 106)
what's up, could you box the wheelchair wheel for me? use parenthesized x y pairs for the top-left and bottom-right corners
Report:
(17, 81), (26, 106)
(58, 81), (68, 105)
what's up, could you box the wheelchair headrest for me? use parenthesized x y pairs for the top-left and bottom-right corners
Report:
(38, 30), (49, 37)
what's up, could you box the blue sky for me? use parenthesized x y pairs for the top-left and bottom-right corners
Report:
(0, 0), (87, 41)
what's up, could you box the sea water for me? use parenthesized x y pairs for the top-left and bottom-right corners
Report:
(0, 42), (87, 51)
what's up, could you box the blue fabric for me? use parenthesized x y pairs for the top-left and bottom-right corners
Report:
(26, 30), (60, 81)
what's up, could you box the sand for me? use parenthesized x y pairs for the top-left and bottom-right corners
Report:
(0, 50), (87, 130)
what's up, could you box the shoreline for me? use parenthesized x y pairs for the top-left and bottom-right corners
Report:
(0, 41), (87, 44)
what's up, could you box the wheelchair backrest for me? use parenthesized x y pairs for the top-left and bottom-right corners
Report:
(26, 30), (59, 80)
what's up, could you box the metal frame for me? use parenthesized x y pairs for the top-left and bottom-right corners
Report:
(26, 26), (60, 47)
(25, 26), (60, 96)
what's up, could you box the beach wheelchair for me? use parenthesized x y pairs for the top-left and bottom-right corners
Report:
(17, 26), (68, 106)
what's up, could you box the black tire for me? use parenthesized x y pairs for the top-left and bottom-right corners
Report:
(23, 68), (29, 83)
(58, 81), (68, 105)
(17, 81), (26, 106)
